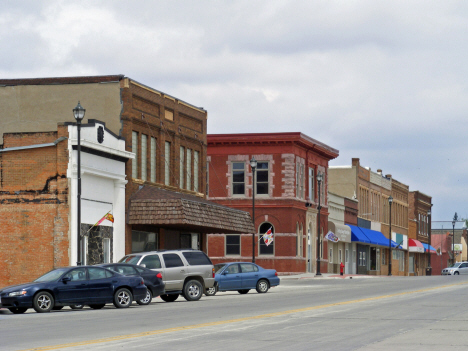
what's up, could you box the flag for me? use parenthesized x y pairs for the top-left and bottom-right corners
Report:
(325, 231), (339, 242)
(104, 213), (114, 223)
(93, 211), (114, 226)
(263, 227), (274, 246)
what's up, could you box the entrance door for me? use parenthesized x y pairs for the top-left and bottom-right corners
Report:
(357, 244), (367, 275)
(409, 254), (415, 274)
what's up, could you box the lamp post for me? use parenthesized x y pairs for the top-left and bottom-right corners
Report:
(250, 157), (257, 264)
(73, 101), (85, 266)
(452, 212), (458, 266)
(388, 196), (393, 276)
(316, 172), (323, 276)
(427, 209), (431, 275)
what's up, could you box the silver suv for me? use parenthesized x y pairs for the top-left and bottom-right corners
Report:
(118, 249), (215, 302)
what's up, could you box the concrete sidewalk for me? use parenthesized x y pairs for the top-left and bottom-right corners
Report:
(280, 272), (386, 280)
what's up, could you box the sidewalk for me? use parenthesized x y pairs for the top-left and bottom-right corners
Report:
(280, 272), (386, 280)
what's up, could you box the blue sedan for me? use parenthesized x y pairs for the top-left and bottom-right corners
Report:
(0, 266), (147, 314)
(205, 262), (280, 296)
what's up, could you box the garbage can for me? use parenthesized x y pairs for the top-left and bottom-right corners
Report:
(426, 267), (432, 276)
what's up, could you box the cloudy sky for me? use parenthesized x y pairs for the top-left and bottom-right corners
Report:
(1, 0), (467, 222)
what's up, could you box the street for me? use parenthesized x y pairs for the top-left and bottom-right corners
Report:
(2, 275), (468, 351)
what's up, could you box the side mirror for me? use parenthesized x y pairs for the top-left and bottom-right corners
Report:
(140, 264), (146, 268)
(62, 276), (71, 283)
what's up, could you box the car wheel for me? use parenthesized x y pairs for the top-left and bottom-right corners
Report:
(205, 286), (217, 296)
(113, 288), (133, 308)
(8, 307), (28, 314)
(89, 304), (106, 309)
(183, 280), (203, 301)
(455, 271), (460, 275)
(160, 294), (179, 302)
(238, 289), (250, 294)
(33, 291), (54, 313)
(52, 306), (64, 310)
(256, 279), (269, 293)
(70, 304), (84, 310)
(137, 288), (153, 305)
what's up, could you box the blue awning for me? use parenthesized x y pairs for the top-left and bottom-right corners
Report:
(422, 243), (436, 253)
(346, 224), (370, 244)
(391, 240), (402, 249)
(359, 227), (388, 246)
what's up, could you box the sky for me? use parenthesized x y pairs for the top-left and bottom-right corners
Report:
(1, 0), (467, 222)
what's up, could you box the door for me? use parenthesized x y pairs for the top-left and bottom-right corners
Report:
(357, 244), (367, 275)
(87, 267), (115, 302)
(239, 263), (259, 288)
(217, 264), (242, 290)
(459, 262), (468, 274)
(54, 267), (88, 303)
(161, 253), (186, 290)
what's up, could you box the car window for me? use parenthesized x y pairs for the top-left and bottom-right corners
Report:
(162, 253), (185, 268)
(140, 255), (162, 269)
(240, 263), (258, 273)
(460, 263), (468, 268)
(119, 265), (138, 275)
(35, 268), (68, 282)
(88, 267), (112, 280)
(65, 268), (87, 281)
(182, 251), (212, 266)
(135, 267), (147, 274)
(119, 255), (142, 265)
(226, 264), (240, 274)
(214, 264), (226, 273)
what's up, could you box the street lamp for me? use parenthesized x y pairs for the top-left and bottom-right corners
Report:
(316, 172), (323, 276)
(250, 157), (257, 264)
(452, 213), (458, 266)
(427, 209), (432, 275)
(388, 196), (393, 276)
(73, 101), (85, 266)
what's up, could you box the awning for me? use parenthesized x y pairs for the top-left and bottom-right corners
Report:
(359, 227), (390, 246)
(127, 186), (254, 234)
(408, 239), (425, 253)
(347, 224), (400, 248)
(328, 221), (351, 243)
(422, 243), (436, 253)
(347, 225), (370, 244)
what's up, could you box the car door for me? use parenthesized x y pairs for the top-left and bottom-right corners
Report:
(87, 267), (115, 303)
(459, 263), (468, 274)
(217, 264), (242, 290)
(54, 267), (88, 303)
(161, 253), (186, 291)
(239, 263), (259, 289)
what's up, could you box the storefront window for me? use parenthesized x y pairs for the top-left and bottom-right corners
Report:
(132, 230), (158, 253)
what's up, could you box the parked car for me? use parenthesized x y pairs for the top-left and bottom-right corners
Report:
(118, 249), (215, 302)
(0, 266), (147, 314)
(98, 263), (165, 305)
(205, 262), (280, 296)
(441, 262), (468, 275)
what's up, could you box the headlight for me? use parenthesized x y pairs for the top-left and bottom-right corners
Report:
(8, 290), (27, 297)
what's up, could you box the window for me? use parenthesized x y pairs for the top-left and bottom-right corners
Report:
(88, 267), (112, 280)
(194, 151), (199, 192)
(182, 251), (212, 265)
(110, 265), (136, 275)
(180, 146), (185, 189)
(150, 137), (156, 182)
(165, 109), (174, 121)
(300, 164), (305, 198)
(226, 264), (240, 274)
(165, 141), (171, 186)
(296, 223), (303, 257)
(65, 268), (87, 281)
(132, 230), (158, 252)
(240, 263), (259, 273)
(141, 134), (147, 181)
(259, 223), (274, 255)
(339, 249), (342, 264)
(232, 162), (245, 195)
(186, 148), (192, 190)
(329, 248), (333, 263)
(309, 167), (314, 201)
(141, 254), (162, 269)
(103, 238), (110, 264)
(399, 251), (405, 271)
(256, 162), (269, 195)
(132, 131), (138, 178)
(226, 235), (240, 255)
(206, 160), (209, 196)
(163, 253), (184, 268)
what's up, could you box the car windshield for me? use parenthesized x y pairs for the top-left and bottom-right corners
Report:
(449, 263), (462, 268)
(214, 264), (227, 273)
(118, 255), (142, 264)
(34, 268), (69, 282)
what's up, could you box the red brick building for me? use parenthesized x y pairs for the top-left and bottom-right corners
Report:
(206, 132), (339, 274)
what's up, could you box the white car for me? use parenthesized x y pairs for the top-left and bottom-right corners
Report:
(441, 262), (468, 275)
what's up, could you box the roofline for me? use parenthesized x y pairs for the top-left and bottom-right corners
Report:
(0, 75), (125, 86)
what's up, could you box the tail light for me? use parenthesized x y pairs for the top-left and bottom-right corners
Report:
(156, 272), (162, 279)
(140, 278), (145, 285)
(275, 272), (278, 276)
(212, 267), (215, 278)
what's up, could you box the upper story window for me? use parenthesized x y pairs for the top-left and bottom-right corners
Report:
(308, 167), (314, 201)
(150, 137), (157, 182)
(194, 151), (199, 192)
(164, 141), (171, 186)
(186, 148), (192, 191)
(179, 146), (185, 189)
(165, 109), (174, 121)
(132, 131), (138, 178)
(256, 162), (269, 195)
(232, 162), (245, 196)
(141, 134), (147, 181)
(296, 163), (305, 199)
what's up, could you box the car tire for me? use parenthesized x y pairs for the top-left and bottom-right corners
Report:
(205, 285), (217, 296)
(33, 291), (54, 313)
(183, 280), (203, 301)
(455, 271), (460, 275)
(52, 306), (64, 310)
(113, 288), (133, 308)
(137, 288), (153, 305)
(70, 304), (84, 310)
(256, 279), (269, 293)
(238, 289), (250, 294)
(8, 307), (28, 314)
(89, 304), (106, 309)
(160, 294), (179, 302)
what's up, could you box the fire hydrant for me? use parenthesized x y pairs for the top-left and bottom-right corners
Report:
(340, 262), (345, 276)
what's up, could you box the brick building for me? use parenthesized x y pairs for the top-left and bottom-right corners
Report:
(206, 132), (339, 274)
(0, 75), (253, 286)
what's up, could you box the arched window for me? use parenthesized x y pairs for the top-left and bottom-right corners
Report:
(259, 222), (274, 255)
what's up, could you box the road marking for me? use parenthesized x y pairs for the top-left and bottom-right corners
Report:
(22, 281), (468, 351)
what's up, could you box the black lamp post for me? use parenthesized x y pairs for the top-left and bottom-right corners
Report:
(73, 101), (85, 266)
(427, 209), (431, 275)
(250, 157), (257, 264)
(452, 213), (458, 266)
(316, 172), (323, 276)
(388, 196), (393, 276)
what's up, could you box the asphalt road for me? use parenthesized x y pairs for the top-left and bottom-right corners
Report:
(1, 275), (468, 351)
